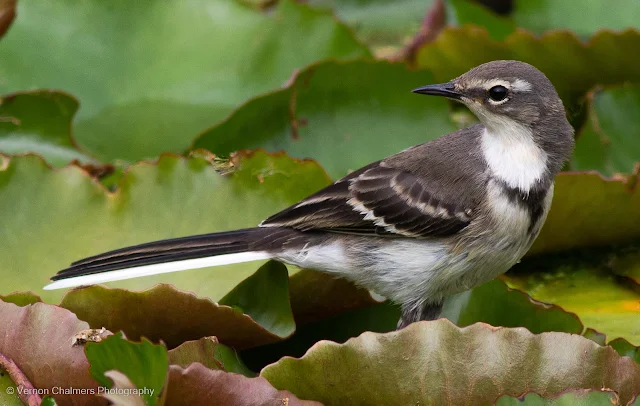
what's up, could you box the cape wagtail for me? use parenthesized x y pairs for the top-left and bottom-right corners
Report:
(45, 60), (574, 328)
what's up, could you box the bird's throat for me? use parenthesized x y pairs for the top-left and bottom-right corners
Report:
(480, 124), (548, 193)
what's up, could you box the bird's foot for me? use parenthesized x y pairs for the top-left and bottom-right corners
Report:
(396, 301), (444, 330)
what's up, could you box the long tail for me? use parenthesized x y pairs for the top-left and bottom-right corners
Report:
(44, 228), (275, 290)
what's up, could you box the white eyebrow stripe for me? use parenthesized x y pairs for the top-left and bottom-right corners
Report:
(463, 78), (510, 90)
(512, 79), (533, 92)
(462, 78), (533, 92)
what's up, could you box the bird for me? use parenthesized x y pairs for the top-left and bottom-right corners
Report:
(45, 60), (574, 329)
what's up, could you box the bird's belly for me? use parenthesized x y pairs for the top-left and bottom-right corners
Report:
(276, 185), (553, 306)
(444, 183), (555, 296)
(277, 231), (536, 308)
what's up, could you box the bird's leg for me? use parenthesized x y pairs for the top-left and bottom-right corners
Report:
(396, 300), (444, 330)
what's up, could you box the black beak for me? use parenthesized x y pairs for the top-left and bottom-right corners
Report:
(412, 82), (461, 100)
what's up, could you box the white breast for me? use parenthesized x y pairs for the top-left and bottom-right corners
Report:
(485, 180), (534, 243)
(481, 124), (547, 192)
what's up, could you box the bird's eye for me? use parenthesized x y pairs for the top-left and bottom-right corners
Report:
(488, 85), (508, 102)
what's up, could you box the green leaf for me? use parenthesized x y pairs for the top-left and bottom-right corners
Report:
(0, 151), (330, 303)
(504, 245), (640, 346)
(581, 329), (640, 365)
(213, 341), (256, 377)
(0, 91), (96, 167)
(531, 172), (640, 255)
(242, 302), (399, 372)
(167, 337), (224, 371)
(608, 247), (640, 286)
(39, 397), (57, 406)
(289, 269), (380, 325)
(194, 60), (457, 179)
(416, 27), (640, 106)
(0, 371), (22, 406)
(85, 333), (167, 406)
(610, 338), (640, 365)
(0, 291), (41, 307)
(166, 363), (320, 406)
(0, 301), (99, 405)
(60, 281), (294, 350)
(446, 0), (516, 40)
(261, 320), (640, 405)
(308, 0), (433, 53)
(582, 328), (607, 346)
(442, 279), (583, 335)
(495, 389), (621, 406)
(167, 336), (255, 377)
(99, 371), (148, 406)
(219, 260), (295, 339)
(248, 278), (604, 374)
(512, 0), (640, 38)
(572, 84), (640, 175)
(0, 0), (369, 162)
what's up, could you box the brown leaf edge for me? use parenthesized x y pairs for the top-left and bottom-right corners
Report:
(0, 300), (104, 406)
(0, 353), (42, 406)
(59, 283), (293, 350)
(0, 147), (329, 199)
(166, 363), (322, 406)
(0, 291), (42, 307)
(0, 90), (110, 174)
(261, 320), (640, 405)
(0, 0), (16, 38)
(494, 388), (623, 405)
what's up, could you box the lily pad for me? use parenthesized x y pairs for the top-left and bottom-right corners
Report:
(0, 0), (369, 163)
(248, 279), (585, 374)
(0, 151), (330, 303)
(0, 291), (41, 307)
(531, 171), (640, 255)
(85, 333), (167, 406)
(442, 279), (583, 335)
(308, 0), (434, 53)
(0, 91), (95, 167)
(288, 270), (379, 325)
(610, 337), (640, 365)
(261, 320), (640, 405)
(40, 397), (58, 406)
(608, 248), (640, 286)
(0, 370), (22, 406)
(582, 328), (607, 346)
(0, 301), (101, 406)
(219, 260), (295, 340)
(495, 388), (621, 406)
(504, 245), (640, 346)
(98, 371), (147, 406)
(194, 60), (457, 179)
(166, 363), (321, 406)
(242, 302), (399, 372)
(572, 84), (640, 175)
(168, 337), (223, 371)
(446, 0), (515, 40)
(60, 270), (295, 350)
(167, 337), (255, 376)
(512, 0), (640, 37)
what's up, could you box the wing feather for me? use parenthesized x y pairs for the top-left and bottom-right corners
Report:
(261, 162), (474, 238)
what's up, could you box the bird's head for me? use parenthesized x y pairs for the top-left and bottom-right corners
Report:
(414, 60), (568, 132)
(413, 60), (574, 170)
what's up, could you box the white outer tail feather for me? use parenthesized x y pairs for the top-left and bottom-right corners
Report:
(43, 251), (273, 290)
